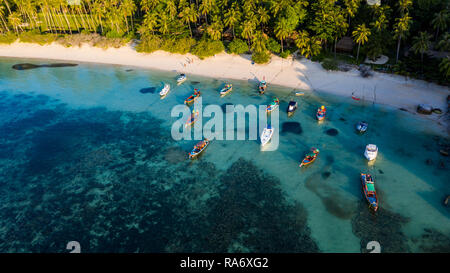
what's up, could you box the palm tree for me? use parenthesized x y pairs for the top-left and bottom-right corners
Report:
(431, 11), (448, 41)
(179, 3), (197, 37)
(439, 56), (450, 78)
(295, 30), (310, 51)
(251, 30), (268, 53)
(274, 17), (290, 52)
(241, 19), (255, 46)
(393, 14), (412, 63)
(140, 12), (158, 35)
(199, 0), (215, 25)
(331, 8), (348, 58)
(411, 31), (432, 68)
(397, 0), (412, 15)
(352, 23), (371, 62)
(207, 16), (222, 40)
(343, 0), (361, 27)
(223, 5), (240, 37)
(0, 3), (10, 32)
(8, 11), (22, 34)
(158, 12), (170, 35)
(140, 0), (160, 13)
(256, 6), (269, 31)
(437, 33), (450, 51)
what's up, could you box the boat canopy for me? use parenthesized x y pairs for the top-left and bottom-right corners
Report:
(366, 183), (375, 192)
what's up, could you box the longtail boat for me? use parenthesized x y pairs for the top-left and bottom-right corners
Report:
(266, 97), (280, 113)
(177, 73), (187, 84)
(316, 106), (326, 121)
(189, 139), (210, 159)
(220, 84), (233, 96)
(360, 173), (378, 211)
(259, 80), (267, 94)
(287, 100), (298, 116)
(184, 89), (201, 104)
(299, 148), (319, 167)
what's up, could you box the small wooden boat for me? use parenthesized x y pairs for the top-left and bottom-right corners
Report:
(266, 97), (280, 113)
(356, 121), (368, 133)
(259, 80), (267, 94)
(189, 139), (210, 159)
(177, 73), (187, 84)
(295, 91), (305, 96)
(287, 100), (298, 116)
(184, 89), (201, 104)
(351, 91), (361, 101)
(260, 125), (274, 146)
(316, 106), (326, 121)
(364, 144), (378, 161)
(159, 83), (170, 97)
(185, 110), (199, 127)
(299, 148), (319, 167)
(361, 173), (378, 211)
(220, 84), (233, 96)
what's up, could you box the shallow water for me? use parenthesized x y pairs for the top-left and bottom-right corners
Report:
(0, 57), (449, 253)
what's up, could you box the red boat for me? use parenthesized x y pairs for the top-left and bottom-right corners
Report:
(299, 148), (320, 167)
(316, 106), (326, 121)
(184, 89), (201, 104)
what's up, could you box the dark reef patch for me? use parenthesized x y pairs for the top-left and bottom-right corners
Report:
(198, 158), (319, 252)
(190, 81), (200, 85)
(321, 172), (331, 179)
(12, 63), (78, 70)
(139, 87), (156, 94)
(414, 228), (450, 252)
(325, 128), (338, 136)
(305, 171), (355, 220)
(352, 201), (410, 252)
(281, 122), (302, 135)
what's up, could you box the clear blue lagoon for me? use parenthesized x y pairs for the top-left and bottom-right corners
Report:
(0, 57), (448, 252)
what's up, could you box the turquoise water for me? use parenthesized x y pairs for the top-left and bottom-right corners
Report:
(0, 57), (448, 253)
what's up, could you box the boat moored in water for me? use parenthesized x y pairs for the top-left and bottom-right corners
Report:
(189, 139), (210, 159)
(316, 105), (326, 121)
(260, 125), (274, 146)
(287, 100), (298, 115)
(220, 84), (233, 96)
(177, 73), (187, 84)
(259, 80), (267, 94)
(266, 97), (280, 113)
(364, 144), (378, 161)
(360, 173), (378, 211)
(184, 89), (201, 104)
(356, 121), (368, 133)
(159, 83), (170, 97)
(299, 148), (319, 167)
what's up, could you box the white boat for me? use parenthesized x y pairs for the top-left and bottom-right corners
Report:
(260, 126), (274, 146)
(295, 91), (305, 96)
(159, 84), (170, 97)
(364, 144), (378, 161)
(177, 74), (186, 84)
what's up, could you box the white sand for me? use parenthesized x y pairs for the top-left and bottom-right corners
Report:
(0, 41), (448, 132)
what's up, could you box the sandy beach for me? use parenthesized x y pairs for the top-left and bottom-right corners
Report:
(0, 41), (448, 132)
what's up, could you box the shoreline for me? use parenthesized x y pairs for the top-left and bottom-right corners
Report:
(0, 41), (449, 134)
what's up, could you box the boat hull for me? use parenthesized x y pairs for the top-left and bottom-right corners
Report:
(189, 140), (210, 159)
(260, 128), (274, 146)
(360, 174), (378, 211)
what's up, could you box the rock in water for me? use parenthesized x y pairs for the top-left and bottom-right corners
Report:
(417, 104), (433, 115)
(325, 128), (338, 136)
(281, 122), (302, 135)
(139, 87), (156, 94)
(12, 63), (78, 70)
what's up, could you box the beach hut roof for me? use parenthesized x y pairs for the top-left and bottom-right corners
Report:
(336, 37), (354, 52)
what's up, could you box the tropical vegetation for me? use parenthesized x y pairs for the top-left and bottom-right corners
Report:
(0, 0), (448, 84)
